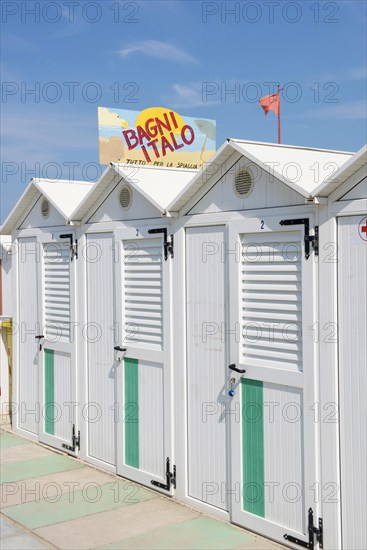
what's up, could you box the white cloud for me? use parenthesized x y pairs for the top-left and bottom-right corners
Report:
(98, 107), (128, 127)
(165, 83), (220, 108)
(117, 40), (197, 64)
(316, 66), (367, 83)
(346, 66), (367, 81)
(2, 32), (39, 54)
(296, 100), (367, 121)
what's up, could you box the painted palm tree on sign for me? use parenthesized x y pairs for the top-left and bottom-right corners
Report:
(195, 119), (216, 160)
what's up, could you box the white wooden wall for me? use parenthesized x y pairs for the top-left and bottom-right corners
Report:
(88, 183), (160, 223)
(86, 232), (116, 466)
(338, 215), (367, 550)
(185, 226), (228, 511)
(339, 176), (366, 201)
(188, 157), (303, 215)
(20, 197), (65, 229)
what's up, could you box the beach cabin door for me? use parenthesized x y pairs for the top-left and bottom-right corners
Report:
(38, 234), (78, 455)
(228, 217), (320, 546)
(115, 226), (174, 494)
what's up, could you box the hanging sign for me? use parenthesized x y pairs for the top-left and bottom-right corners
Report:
(98, 106), (216, 169)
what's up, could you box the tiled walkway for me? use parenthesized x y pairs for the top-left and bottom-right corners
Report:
(0, 430), (284, 549)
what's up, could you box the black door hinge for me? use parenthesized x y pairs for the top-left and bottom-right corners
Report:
(279, 218), (319, 260)
(284, 508), (323, 549)
(59, 233), (78, 261)
(148, 228), (174, 260)
(151, 457), (176, 491)
(62, 424), (80, 452)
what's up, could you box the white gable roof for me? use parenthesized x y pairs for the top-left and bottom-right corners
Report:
(167, 139), (354, 212)
(1, 179), (94, 234)
(71, 164), (198, 222)
(166, 140), (239, 213)
(114, 164), (198, 212)
(231, 140), (353, 196)
(312, 144), (367, 197)
(35, 180), (94, 219)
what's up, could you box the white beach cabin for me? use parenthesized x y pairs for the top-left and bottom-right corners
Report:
(315, 145), (367, 550)
(3, 140), (366, 550)
(70, 163), (196, 493)
(1, 179), (94, 452)
(165, 139), (365, 549)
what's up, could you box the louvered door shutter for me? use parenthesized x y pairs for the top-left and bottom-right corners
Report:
(122, 238), (163, 349)
(43, 243), (71, 341)
(241, 235), (302, 371)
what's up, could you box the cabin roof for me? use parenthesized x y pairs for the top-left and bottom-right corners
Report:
(70, 163), (198, 222)
(312, 144), (367, 197)
(166, 139), (355, 213)
(2, 179), (94, 234)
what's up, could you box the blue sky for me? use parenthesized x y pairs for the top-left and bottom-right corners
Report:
(1, 0), (366, 223)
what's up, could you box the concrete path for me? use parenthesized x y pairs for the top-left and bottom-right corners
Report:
(0, 429), (284, 550)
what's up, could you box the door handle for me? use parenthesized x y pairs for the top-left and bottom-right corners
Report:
(35, 335), (45, 351)
(228, 364), (246, 374)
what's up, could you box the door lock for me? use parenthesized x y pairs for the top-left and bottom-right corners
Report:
(229, 377), (236, 397)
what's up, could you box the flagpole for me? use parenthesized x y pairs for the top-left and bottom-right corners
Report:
(278, 84), (281, 144)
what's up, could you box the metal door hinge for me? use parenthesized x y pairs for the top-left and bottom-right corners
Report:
(59, 233), (78, 261)
(284, 508), (323, 549)
(148, 228), (174, 260)
(279, 218), (319, 260)
(62, 424), (80, 452)
(35, 334), (45, 351)
(151, 457), (176, 491)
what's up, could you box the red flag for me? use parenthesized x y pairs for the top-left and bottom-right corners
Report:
(259, 92), (280, 117)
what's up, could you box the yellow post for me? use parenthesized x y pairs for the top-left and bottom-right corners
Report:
(0, 318), (12, 422)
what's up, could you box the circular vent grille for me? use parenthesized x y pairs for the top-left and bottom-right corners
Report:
(119, 186), (132, 209)
(234, 168), (253, 198)
(41, 199), (50, 218)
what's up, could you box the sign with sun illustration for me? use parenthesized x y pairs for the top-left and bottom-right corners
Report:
(98, 106), (216, 169)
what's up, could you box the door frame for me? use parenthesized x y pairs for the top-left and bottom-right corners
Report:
(37, 230), (78, 455)
(113, 222), (174, 494)
(174, 205), (321, 524)
(227, 213), (321, 545)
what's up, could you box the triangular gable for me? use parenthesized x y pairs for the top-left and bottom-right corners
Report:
(86, 172), (163, 224)
(20, 195), (66, 229)
(36, 180), (94, 219)
(339, 176), (367, 201)
(313, 144), (367, 199)
(165, 140), (235, 213)
(2, 179), (94, 234)
(186, 152), (305, 216)
(231, 140), (353, 197)
(167, 139), (354, 214)
(113, 164), (198, 212)
(71, 164), (197, 224)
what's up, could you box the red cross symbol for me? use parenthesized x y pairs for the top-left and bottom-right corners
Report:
(358, 217), (367, 241)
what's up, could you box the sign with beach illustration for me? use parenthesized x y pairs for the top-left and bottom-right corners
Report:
(98, 106), (216, 169)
